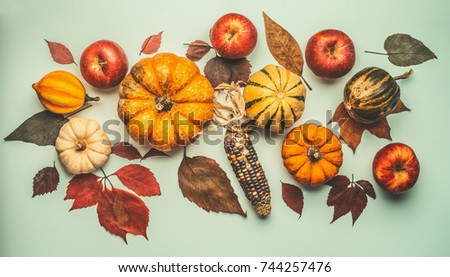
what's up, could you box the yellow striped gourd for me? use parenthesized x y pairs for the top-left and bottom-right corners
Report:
(243, 65), (306, 133)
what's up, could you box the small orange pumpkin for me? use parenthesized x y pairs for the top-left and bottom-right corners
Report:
(282, 124), (343, 186)
(118, 53), (214, 152)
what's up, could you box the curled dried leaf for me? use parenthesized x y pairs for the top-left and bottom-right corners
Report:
(204, 57), (251, 87)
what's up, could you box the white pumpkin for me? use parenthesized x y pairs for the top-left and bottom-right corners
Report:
(55, 117), (111, 174)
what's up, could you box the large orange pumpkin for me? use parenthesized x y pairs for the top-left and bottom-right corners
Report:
(118, 53), (214, 152)
(282, 124), (343, 186)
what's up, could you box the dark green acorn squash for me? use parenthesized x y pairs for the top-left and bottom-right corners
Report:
(343, 67), (400, 124)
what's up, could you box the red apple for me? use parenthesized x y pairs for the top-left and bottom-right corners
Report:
(80, 40), (128, 89)
(305, 29), (355, 79)
(372, 143), (420, 194)
(209, 13), (257, 59)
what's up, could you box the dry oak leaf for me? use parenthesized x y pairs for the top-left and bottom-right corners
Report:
(65, 173), (103, 211)
(331, 100), (410, 152)
(281, 181), (304, 218)
(140, 31), (163, 55)
(185, 40), (212, 61)
(326, 175), (376, 225)
(97, 188), (149, 243)
(178, 153), (246, 217)
(45, 39), (77, 65)
(114, 164), (161, 197)
(32, 163), (60, 197)
(262, 12), (304, 77)
(204, 56), (251, 88)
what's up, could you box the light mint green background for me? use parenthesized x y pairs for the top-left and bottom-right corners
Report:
(1, 0), (449, 256)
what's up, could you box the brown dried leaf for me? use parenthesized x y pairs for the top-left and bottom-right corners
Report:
(32, 163), (59, 197)
(331, 100), (409, 152)
(45, 39), (76, 65)
(326, 175), (375, 225)
(142, 148), (170, 160)
(262, 12), (304, 76)
(140, 31), (163, 55)
(185, 40), (212, 61)
(356, 180), (376, 199)
(281, 181), (304, 218)
(111, 141), (142, 160)
(204, 57), (251, 87)
(178, 154), (246, 217)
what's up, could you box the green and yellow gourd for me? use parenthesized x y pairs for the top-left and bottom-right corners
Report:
(343, 67), (400, 124)
(243, 65), (306, 133)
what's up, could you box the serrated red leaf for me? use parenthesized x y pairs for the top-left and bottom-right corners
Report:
(185, 40), (212, 61)
(140, 31), (163, 55)
(331, 186), (357, 223)
(45, 39), (76, 65)
(114, 164), (161, 197)
(32, 164), (59, 197)
(97, 188), (149, 242)
(281, 181), (304, 218)
(331, 100), (409, 152)
(64, 173), (103, 210)
(204, 57), (251, 87)
(351, 187), (368, 225)
(111, 141), (142, 160)
(141, 148), (170, 160)
(356, 180), (376, 199)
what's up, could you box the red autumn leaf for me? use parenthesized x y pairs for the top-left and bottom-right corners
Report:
(331, 100), (410, 152)
(97, 188), (149, 242)
(326, 175), (375, 225)
(64, 173), (104, 211)
(141, 148), (170, 160)
(45, 39), (76, 65)
(178, 154), (246, 217)
(356, 180), (376, 199)
(111, 141), (142, 160)
(32, 163), (59, 197)
(114, 164), (161, 197)
(281, 181), (304, 218)
(185, 40), (212, 61)
(204, 56), (251, 87)
(140, 31), (163, 55)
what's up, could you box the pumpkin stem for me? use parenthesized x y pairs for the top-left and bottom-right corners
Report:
(307, 147), (322, 162)
(75, 140), (87, 151)
(155, 95), (173, 112)
(85, 94), (100, 103)
(394, 69), (414, 81)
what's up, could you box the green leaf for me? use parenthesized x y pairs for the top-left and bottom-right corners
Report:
(384, 33), (437, 66)
(4, 110), (69, 146)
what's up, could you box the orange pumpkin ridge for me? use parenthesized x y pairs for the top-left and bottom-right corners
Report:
(118, 53), (214, 152)
(282, 124), (343, 186)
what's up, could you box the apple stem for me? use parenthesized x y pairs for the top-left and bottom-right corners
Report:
(364, 50), (389, 56)
(300, 75), (313, 91)
(85, 94), (100, 102)
(394, 69), (414, 81)
(351, 173), (355, 183)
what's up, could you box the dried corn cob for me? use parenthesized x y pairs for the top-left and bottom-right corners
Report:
(224, 126), (271, 216)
